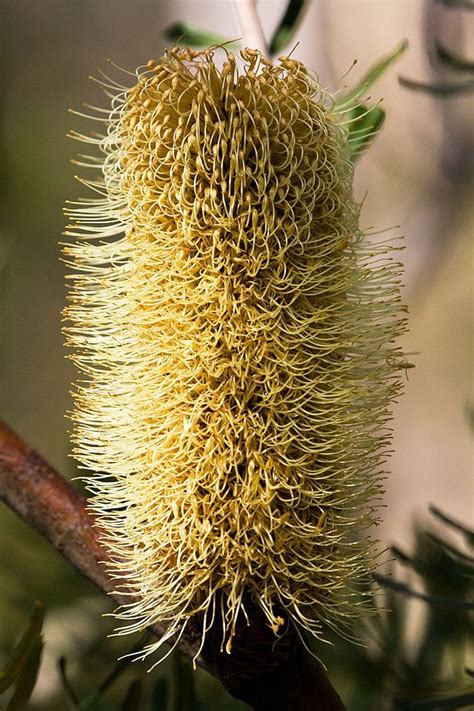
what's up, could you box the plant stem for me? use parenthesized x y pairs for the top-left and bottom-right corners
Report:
(233, 0), (268, 55)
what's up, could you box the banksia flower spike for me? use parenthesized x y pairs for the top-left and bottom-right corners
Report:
(64, 47), (407, 663)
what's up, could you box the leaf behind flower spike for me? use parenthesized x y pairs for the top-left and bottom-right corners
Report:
(393, 689), (474, 709)
(335, 41), (407, 159)
(338, 40), (408, 107)
(163, 22), (238, 50)
(269, 0), (307, 55)
(430, 505), (474, 547)
(5, 639), (43, 711)
(436, 41), (474, 72)
(437, 0), (474, 8)
(347, 105), (386, 161)
(398, 77), (474, 95)
(120, 680), (143, 710)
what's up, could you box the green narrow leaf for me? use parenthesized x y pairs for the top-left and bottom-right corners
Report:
(430, 505), (474, 547)
(6, 640), (43, 711)
(120, 680), (143, 711)
(373, 573), (474, 609)
(436, 40), (474, 72)
(391, 545), (415, 567)
(437, 0), (474, 8)
(334, 41), (406, 158)
(426, 532), (474, 568)
(384, 585), (407, 663)
(269, 0), (307, 56)
(151, 677), (169, 709)
(0, 602), (45, 693)
(398, 76), (474, 95)
(465, 401), (474, 432)
(347, 105), (385, 161)
(393, 690), (474, 709)
(58, 656), (80, 708)
(170, 652), (196, 711)
(77, 631), (151, 710)
(163, 22), (238, 50)
(338, 40), (408, 107)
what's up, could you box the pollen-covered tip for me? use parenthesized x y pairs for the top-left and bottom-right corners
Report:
(63, 46), (407, 663)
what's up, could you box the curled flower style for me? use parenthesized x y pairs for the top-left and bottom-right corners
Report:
(64, 46), (408, 664)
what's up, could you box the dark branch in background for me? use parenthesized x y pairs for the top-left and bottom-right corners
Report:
(0, 420), (346, 711)
(393, 690), (474, 710)
(373, 572), (474, 609)
(394, 0), (474, 299)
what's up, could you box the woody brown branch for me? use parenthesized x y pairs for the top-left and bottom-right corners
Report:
(0, 419), (346, 711)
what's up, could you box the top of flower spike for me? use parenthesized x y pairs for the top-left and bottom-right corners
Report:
(124, 45), (329, 117)
(115, 45), (345, 248)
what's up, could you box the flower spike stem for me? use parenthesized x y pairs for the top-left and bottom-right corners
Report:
(233, 0), (268, 54)
(0, 419), (346, 710)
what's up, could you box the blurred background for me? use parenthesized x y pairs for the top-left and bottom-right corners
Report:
(0, 1), (472, 709)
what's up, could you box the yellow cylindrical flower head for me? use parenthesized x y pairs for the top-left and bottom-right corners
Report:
(64, 47), (407, 662)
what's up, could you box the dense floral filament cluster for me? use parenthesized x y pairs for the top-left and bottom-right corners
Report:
(64, 47), (407, 662)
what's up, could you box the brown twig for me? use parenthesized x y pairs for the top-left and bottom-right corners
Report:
(0, 419), (206, 669)
(0, 419), (346, 710)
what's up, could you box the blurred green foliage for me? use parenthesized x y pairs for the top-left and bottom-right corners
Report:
(0, 601), (44, 709)
(268, 0), (306, 55)
(163, 22), (237, 50)
(399, 0), (474, 95)
(316, 506), (474, 711)
(163, 0), (308, 57)
(335, 40), (408, 160)
(162, 5), (408, 163)
(1, 505), (472, 710)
